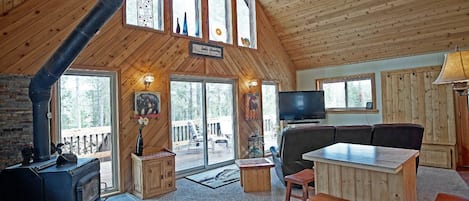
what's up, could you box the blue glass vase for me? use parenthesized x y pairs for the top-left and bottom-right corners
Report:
(182, 12), (188, 36)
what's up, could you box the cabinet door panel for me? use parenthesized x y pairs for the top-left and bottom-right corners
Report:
(144, 160), (164, 195)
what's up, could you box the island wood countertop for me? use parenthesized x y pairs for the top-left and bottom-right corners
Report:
(302, 143), (419, 174)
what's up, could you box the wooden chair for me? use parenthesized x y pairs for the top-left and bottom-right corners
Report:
(434, 193), (469, 201)
(284, 169), (315, 201)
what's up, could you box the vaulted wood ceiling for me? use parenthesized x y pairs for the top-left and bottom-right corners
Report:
(258, 0), (469, 70)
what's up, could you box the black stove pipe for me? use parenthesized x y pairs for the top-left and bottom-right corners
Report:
(28, 0), (123, 162)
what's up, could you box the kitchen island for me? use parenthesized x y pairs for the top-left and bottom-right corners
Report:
(303, 143), (419, 201)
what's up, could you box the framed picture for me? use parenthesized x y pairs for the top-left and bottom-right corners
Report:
(135, 91), (161, 118)
(245, 93), (260, 120)
(366, 102), (373, 109)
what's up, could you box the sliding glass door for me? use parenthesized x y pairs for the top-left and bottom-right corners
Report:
(170, 77), (235, 174)
(57, 70), (119, 194)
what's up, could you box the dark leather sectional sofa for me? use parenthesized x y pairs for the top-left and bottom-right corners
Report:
(270, 123), (424, 185)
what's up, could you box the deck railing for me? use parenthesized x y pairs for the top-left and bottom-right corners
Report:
(60, 126), (111, 159)
(171, 116), (277, 148)
(60, 117), (277, 155)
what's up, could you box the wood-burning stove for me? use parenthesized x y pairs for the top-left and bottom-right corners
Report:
(0, 157), (100, 201)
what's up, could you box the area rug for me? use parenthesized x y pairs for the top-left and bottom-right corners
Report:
(186, 165), (240, 189)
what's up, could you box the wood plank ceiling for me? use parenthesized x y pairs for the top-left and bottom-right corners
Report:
(258, 0), (469, 69)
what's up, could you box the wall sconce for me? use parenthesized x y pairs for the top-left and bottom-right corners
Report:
(433, 50), (469, 96)
(143, 73), (155, 90)
(248, 80), (258, 88)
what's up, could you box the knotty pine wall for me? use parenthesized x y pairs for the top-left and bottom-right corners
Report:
(0, 0), (24, 15)
(0, 0), (296, 192)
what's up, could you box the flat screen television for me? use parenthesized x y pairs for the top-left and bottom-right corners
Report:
(278, 90), (326, 120)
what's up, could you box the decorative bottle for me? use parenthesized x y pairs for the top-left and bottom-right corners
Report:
(195, 18), (199, 37)
(136, 130), (144, 156)
(182, 12), (188, 36)
(176, 17), (181, 34)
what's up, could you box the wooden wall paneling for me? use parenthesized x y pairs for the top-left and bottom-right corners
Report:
(74, 13), (127, 65)
(381, 74), (391, 122)
(118, 34), (173, 70)
(155, 40), (197, 71)
(430, 71), (440, 143)
(0, 0), (88, 57)
(0, 0), (44, 28)
(423, 71), (434, 142)
(391, 74), (400, 122)
(0, 0), (95, 74)
(403, 74), (412, 122)
(205, 58), (235, 76)
(170, 57), (205, 74)
(2, 0), (12, 15)
(87, 29), (148, 67)
(446, 86), (456, 145)
(410, 72), (426, 126)
(381, 66), (456, 168)
(105, 31), (156, 68)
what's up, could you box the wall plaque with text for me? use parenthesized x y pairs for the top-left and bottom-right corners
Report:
(189, 41), (223, 59)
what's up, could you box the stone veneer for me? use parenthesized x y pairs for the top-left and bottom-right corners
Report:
(0, 74), (33, 170)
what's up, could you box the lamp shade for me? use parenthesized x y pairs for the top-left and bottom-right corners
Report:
(433, 50), (469, 84)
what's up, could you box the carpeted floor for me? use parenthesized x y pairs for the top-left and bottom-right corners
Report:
(458, 170), (469, 187)
(107, 166), (469, 201)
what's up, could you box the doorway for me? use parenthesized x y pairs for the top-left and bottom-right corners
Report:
(455, 94), (469, 168)
(261, 81), (279, 154)
(170, 76), (236, 175)
(56, 70), (119, 194)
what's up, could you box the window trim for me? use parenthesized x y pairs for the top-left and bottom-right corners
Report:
(170, 0), (203, 38)
(316, 73), (378, 113)
(123, 0), (165, 33)
(236, 0), (257, 49)
(207, 0), (233, 44)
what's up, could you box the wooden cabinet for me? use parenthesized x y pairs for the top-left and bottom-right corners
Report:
(381, 66), (457, 169)
(420, 144), (455, 169)
(131, 149), (176, 199)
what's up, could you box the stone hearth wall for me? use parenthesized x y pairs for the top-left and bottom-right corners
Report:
(0, 74), (33, 170)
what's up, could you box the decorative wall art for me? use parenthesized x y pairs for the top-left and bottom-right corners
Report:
(189, 41), (223, 59)
(125, 0), (163, 31)
(245, 93), (260, 120)
(135, 91), (161, 118)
